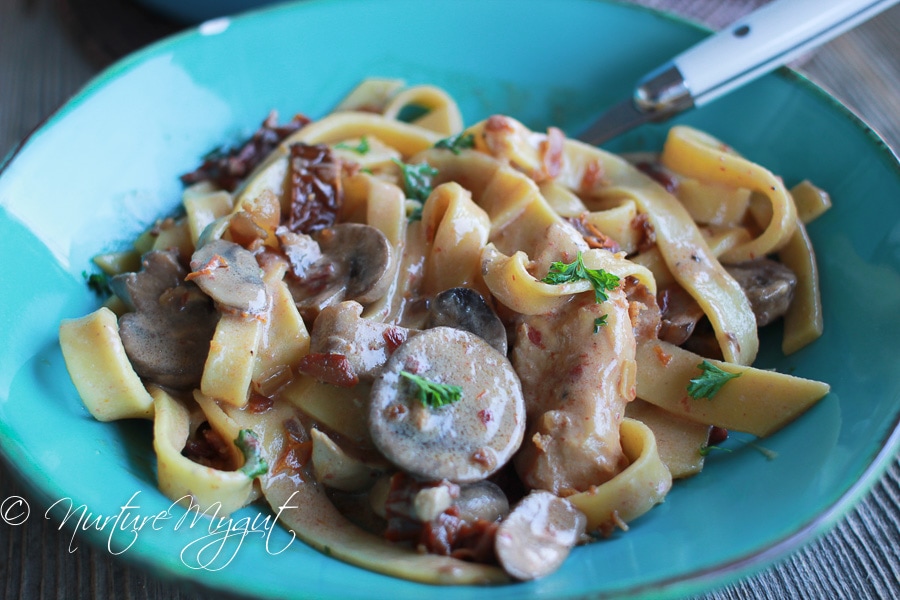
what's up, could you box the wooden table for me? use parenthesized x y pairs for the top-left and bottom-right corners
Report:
(2, 0), (899, 598)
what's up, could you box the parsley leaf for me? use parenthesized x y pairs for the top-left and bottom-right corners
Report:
(235, 429), (268, 479)
(541, 251), (620, 303)
(400, 370), (462, 409)
(593, 315), (608, 333)
(335, 136), (370, 154)
(393, 159), (438, 202)
(83, 271), (112, 298)
(434, 132), (475, 155)
(687, 360), (741, 400)
(407, 201), (424, 222)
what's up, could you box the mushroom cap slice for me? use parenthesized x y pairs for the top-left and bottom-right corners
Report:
(454, 480), (509, 523)
(111, 250), (219, 390)
(315, 223), (394, 304)
(189, 239), (267, 313)
(494, 490), (587, 580)
(110, 250), (185, 313)
(369, 327), (525, 483)
(425, 287), (508, 355)
(725, 258), (797, 327)
(288, 223), (395, 320)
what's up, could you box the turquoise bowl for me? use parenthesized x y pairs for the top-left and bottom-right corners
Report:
(2, 1), (899, 598)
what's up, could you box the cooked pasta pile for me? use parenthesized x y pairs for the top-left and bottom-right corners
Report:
(59, 79), (831, 583)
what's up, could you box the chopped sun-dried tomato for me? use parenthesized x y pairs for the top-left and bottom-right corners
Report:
(182, 422), (233, 471)
(418, 506), (499, 563)
(632, 212), (657, 253)
(181, 111), (310, 191)
(382, 327), (407, 354)
(539, 126), (565, 181)
(567, 214), (621, 252)
(296, 353), (359, 388)
(247, 392), (275, 414)
(287, 142), (343, 234)
(271, 418), (313, 477)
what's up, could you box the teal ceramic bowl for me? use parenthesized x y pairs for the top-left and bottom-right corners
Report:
(2, 1), (899, 598)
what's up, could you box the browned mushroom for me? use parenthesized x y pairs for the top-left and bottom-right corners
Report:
(453, 480), (509, 523)
(188, 239), (267, 314)
(369, 327), (526, 483)
(110, 250), (219, 390)
(494, 490), (587, 580)
(725, 258), (797, 326)
(657, 284), (705, 345)
(424, 287), (508, 355)
(283, 223), (395, 321)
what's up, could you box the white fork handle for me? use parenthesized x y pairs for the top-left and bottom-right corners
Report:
(638, 0), (899, 111)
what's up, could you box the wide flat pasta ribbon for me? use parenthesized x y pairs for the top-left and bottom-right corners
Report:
(567, 418), (672, 533)
(151, 387), (257, 516)
(660, 126), (798, 263)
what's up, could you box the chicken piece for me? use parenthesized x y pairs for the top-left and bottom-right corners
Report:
(511, 290), (636, 496)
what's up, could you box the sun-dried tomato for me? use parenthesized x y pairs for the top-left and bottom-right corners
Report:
(418, 506), (499, 563)
(296, 353), (359, 388)
(182, 422), (233, 471)
(567, 214), (621, 252)
(271, 418), (313, 478)
(181, 111), (310, 191)
(287, 142), (343, 234)
(632, 212), (657, 253)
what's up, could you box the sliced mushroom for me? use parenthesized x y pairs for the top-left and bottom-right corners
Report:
(284, 223), (395, 321)
(110, 249), (184, 312)
(275, 226), (322, 274)
(494, 490), (586, 581)
(111, 250), (219, 389)
(188, 239), (267, 313)
(657, 284), (705, 345)
(306, 301), (412, 382)
(424, 287), (507, 355)
(371, 476), (508, 524)
(310, 428), (383, 492)
(453, 480), (509, 523)
(369, 327), (526, 483)
(725, 258), (797, 326)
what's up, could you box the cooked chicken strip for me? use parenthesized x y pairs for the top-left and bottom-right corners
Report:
(511, 289), (636, 496)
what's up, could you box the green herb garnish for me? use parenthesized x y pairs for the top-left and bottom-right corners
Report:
(699, 445), (732, 457)
(335, 136), (370, 154)
(541, 251), (620, 303)
(434, 132), (475, 155)
(400, 370), (462, 409)
(393, 159), (438, 201)
(593, 315), (608, 333)
(236, 429), (268, 479)
(83, 271), (112, 298)
(687, 360), (741, 400)
(407, 201), (424, 222)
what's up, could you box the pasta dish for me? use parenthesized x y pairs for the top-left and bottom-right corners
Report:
(59, 79), (831, 583)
